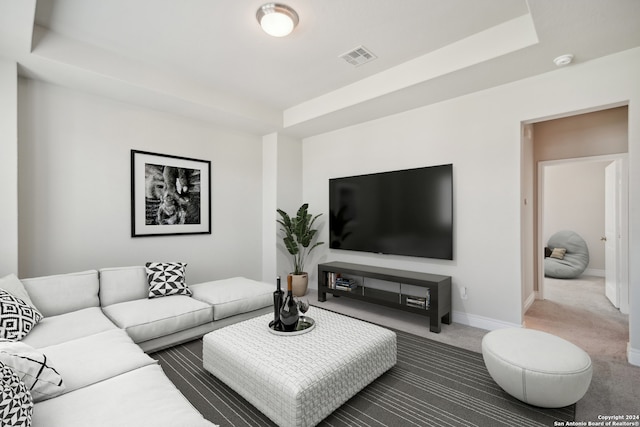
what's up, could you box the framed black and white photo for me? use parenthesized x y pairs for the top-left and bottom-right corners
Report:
(131, 150), (211, 237)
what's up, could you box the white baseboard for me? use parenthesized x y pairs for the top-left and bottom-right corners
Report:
(452, 310), (521, 331)
(523, 292), (536, 312)
(628, 343), (640, 367)
(583, 268), (605, 277)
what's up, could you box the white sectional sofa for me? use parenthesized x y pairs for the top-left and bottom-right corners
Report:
(98, 267), (274, 352)
(0, 266), (275, 427)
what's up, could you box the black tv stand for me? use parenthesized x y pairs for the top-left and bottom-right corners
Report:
(317, 262), (452, 333)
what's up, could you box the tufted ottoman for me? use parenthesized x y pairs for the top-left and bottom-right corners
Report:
(203, 307), (397, 427)
(482, 328), (592, 408)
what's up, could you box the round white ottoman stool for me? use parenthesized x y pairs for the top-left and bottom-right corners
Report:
(481, 328), (592, 408)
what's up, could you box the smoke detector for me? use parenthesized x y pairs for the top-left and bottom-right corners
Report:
(553, 54), (574, 67)
(339, 46), (377, 67)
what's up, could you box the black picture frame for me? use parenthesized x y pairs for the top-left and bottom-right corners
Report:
(131, 150), (211, 237)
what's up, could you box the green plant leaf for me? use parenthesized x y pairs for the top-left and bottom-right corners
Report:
(308, 241), (324, 254)
(276, 203), (324, 273)
(283, 236), (299, 255)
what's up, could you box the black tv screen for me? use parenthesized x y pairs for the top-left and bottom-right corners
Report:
(329, 164), (453, 260)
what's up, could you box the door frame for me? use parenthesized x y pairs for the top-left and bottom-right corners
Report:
(536, 153), (629, 313)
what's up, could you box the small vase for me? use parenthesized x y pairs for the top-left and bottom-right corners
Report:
(291, 273), (308, 297)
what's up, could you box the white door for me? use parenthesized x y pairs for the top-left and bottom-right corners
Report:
(604, 161), (619, 308)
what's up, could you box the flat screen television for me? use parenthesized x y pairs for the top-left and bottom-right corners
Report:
(329, 164), (453, 260)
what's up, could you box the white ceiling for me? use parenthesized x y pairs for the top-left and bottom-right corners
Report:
(2, 0), (640, 137)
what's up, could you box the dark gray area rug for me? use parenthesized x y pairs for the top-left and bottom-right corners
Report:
(152, 329), (574, 426)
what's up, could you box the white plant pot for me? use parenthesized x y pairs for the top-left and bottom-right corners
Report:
(290, 273), (309, 297)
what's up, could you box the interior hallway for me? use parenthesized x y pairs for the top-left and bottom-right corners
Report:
(524, 276), (628, 361)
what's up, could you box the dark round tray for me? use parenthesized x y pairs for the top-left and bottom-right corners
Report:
(268, 316), (315, 336)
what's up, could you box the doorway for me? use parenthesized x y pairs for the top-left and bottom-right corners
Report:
(520, 105), (629, 355)
(528, 158), (629, 358)
(537, 154), (629, 314)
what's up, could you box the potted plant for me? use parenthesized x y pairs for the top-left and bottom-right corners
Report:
(277, 203), (324, 296)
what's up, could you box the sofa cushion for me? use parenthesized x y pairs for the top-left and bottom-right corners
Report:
(31, 364), (217, 427)
(0, 290), (43, 341)
(190, 277), (273, 321)
(21, 271), (99, 317)
(0, 274), (37, 310)
(0, 342), (64, 402)
(145, 262), (192, 299)
(39, 329), (156, 394)
(21, 307), (117, 349)
(98, 266), (148, 307)
(0, 361), (33, 427)
(102, 296), (212, 344)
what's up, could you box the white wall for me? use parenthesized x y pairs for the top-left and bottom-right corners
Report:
(303, 48), (640, 338)
(304, 93), (524, 329)
(0, 60), (18, 276)
(18, 79), (264, 284)
(275, 134), (303, 278)
(543, 160), (610, 272)
(262, 133), (278, 282)
(262, 132), (304, 283)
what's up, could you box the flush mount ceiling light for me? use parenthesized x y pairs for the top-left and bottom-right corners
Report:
(553, 54), (574, 67)
(256, 3), (299, 37)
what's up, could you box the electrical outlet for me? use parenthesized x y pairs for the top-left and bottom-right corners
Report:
(460, 286), (468, 300)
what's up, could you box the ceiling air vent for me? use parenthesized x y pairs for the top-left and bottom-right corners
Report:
(339, 45), (377, 67)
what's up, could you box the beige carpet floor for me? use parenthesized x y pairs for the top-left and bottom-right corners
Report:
(525, 276), (639, 420)
(308, 276), (640, 422)
(525, 276), (628, 362)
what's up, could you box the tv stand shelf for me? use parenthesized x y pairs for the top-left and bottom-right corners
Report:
(317, 262), (452, 333)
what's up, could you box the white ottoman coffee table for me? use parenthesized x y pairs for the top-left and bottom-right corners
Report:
(482, 328), (592, 408)
(203, 307), (397, 427)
